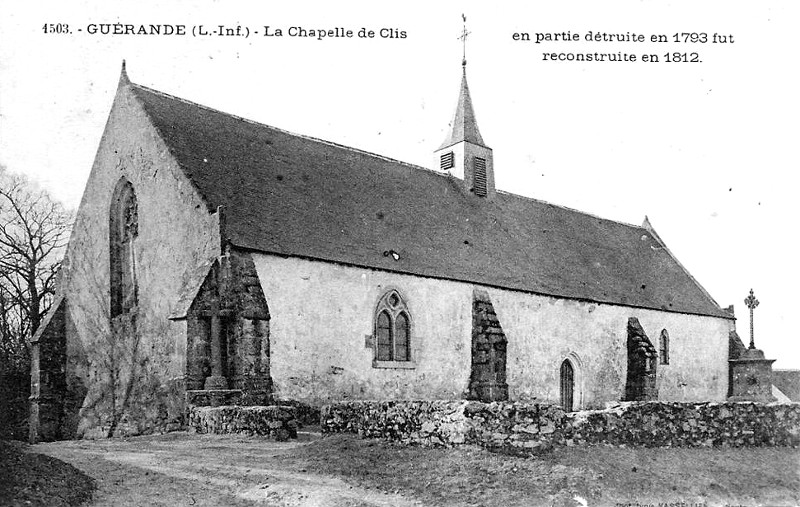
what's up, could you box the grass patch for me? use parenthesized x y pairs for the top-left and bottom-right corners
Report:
(0, 440), (95, 507)
(280, 434), (800, 506)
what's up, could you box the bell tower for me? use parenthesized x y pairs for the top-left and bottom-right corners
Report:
(434, 16), (494, 198)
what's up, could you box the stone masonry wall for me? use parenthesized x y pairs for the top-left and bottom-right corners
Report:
(187, 405), (297, 440)
(568, 401), (798, 447)
(184, 249), (271, 395)
(322, 400), (800, 452)
(322, 400), (572, 452)
(624, 317), (658, 401)
(29, 298), (67, 442)
(468, 290), (508, 402)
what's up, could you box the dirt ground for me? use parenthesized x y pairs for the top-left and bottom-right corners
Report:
(27, 430), (800, 507)
(0, 439), (95, 507)
(30, 430), (418, 507)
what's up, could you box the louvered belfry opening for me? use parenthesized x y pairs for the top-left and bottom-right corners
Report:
(440, 151), (454, 170)
(473, 157), (487, 196)
(560, 359), (574, 412)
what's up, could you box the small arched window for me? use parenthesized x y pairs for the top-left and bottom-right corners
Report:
(110, 178), (138, 318)
(560, 359), (574, 412)
(659, 329), (670, 365)
(373, 290), (411, 363)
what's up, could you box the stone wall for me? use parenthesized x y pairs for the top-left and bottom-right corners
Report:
(29, 298), (67, 442)
(468, 290), (508, 402)
(253, 254), (731, 410)
(728, 348), (776, 402)
(624, 317), (658, 401)
(322, 400), (569, 452)
(322, 400), (800, 451)
(187, 405), (297, 440)
(567, 401), (798, 447)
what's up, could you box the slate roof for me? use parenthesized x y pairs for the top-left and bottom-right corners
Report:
(772, 370), (800, 402)
(168, 257), (216, 320)
(128, 81), (730, 319)
(438, 67), (486, 150)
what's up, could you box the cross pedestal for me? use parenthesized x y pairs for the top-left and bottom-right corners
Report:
(728, 289), (775, 402)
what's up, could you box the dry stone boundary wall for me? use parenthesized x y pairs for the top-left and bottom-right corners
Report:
(321, 400), (800, 451)
(188, 405), (298, 440)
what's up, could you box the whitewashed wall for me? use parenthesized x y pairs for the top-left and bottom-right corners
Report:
(254, 254), (730, 408)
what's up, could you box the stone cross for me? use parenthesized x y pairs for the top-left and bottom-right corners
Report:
(744, 288), (760, 349)
(458, 14), (470, 66)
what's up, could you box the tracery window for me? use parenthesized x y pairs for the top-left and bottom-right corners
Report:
(110, 178), (138, 318)
(374, 289), (411, 363)
(659, 329), (670, 365)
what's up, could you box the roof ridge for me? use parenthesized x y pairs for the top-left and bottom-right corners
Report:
(129, 81), (445, 175)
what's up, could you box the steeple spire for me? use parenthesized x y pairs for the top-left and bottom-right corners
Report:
(119, 59), (130, 85)
(438, 67), (486, 150)
(433, 16), (495, 198)
(439, 14), (485, 150)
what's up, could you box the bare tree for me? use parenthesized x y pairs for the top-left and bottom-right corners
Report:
(0, 167), (72, 373)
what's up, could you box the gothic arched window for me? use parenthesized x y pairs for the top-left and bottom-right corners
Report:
(659, 329), (670, 365)
(373, 289), (411, 363)
(110, 178), (138, 318)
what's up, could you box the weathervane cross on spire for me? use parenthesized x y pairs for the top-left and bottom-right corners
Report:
(458, 14), (470, 67)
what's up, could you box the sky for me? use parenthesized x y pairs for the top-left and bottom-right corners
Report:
(1, 1), (797, 368)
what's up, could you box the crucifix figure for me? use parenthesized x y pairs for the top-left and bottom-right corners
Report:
(744, 288), (759, 349)
(458, 14), (470, 66)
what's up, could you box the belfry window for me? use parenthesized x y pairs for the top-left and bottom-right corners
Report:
(373, 289), (411, 363)
(473, 157), (487, 196)
(110, 178), (138, 318)
(440, 151), (454, 170)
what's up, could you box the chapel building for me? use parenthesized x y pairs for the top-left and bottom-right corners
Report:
(29, 61), (734, 440)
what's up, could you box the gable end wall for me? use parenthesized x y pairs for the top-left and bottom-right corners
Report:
(58, 79), (221, 437)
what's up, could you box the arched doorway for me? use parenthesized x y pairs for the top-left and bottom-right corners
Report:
(560, 359), (575, 412)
